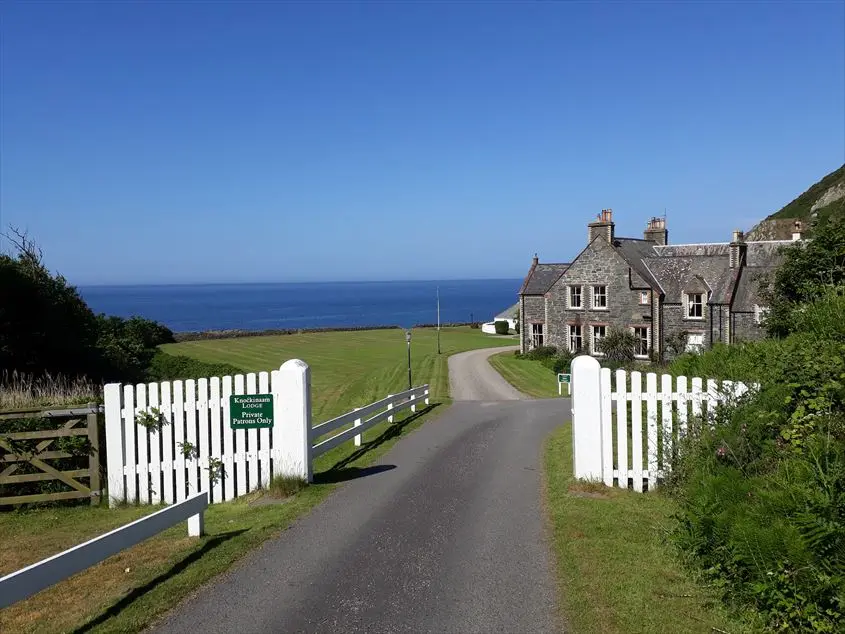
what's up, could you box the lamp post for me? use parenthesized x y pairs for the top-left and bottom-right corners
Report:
(405, 330), (412, 390)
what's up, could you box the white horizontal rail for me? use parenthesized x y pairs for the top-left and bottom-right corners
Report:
(0, 492), (208, 609)
(311, 385), (429, 458)
(312, 385), (428, 437)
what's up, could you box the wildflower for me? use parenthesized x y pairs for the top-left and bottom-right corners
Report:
(716, 445), (728, 457)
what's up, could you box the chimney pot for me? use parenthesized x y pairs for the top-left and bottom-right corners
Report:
(532, 253), (539, 265)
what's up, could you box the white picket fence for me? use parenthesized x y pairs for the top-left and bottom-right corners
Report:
(570, 355), (752, 492)
(104, 358), (430, 507)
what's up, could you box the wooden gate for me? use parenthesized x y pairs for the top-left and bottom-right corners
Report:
(0, 404), (102, 505)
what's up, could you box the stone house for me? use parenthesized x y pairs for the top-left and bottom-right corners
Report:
(518, 209), (800, 359)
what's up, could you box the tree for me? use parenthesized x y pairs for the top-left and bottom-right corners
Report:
(0, 230), (102, 377)
(763, 216), (845, 337)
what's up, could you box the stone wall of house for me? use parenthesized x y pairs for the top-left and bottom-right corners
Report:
(732, 312), (766, 343)
(545, 238), (653, 355)
(662, 302), (711, 354)
(522, 295), (546, 350)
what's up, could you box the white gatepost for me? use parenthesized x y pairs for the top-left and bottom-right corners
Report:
(571, 355), (604, 481)
(273, 359), (313, 483)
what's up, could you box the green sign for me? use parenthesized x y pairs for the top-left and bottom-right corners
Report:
(230, 394), (274, 429)
(558, 373), (571, 384)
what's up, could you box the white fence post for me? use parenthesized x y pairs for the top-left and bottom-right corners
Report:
(274, 359), (312, 483)
(387, 397), (394, 423)
(104, 383), (125, 507)
(571, 355), (603, 481)
(353, 407), (362, 447)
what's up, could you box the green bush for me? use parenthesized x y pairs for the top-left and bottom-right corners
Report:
(522, 345), (557, 360)
(597, 326), (638, 362)
(494, 320), (509, 335)
(146, 351), (245, 382)
(668, 289), (845, 631)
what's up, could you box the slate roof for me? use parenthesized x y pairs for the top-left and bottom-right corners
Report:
(520, 263), (570, 295)
(495, 302), (520, 320)
(614, 238), (662, 289)
(646, 255), (735, 303)
(733, 267), (776, 312)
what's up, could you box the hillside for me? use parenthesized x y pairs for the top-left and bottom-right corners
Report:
(747, 163), (845, 239)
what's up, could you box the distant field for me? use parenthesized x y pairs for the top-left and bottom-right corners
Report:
(488, 351), (560, 398)
(163, 327), (514, 422)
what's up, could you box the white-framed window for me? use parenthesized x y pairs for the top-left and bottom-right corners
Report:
(568, 285), (582, 309)
(632, 326), (650, 357)
(754, 304), (769, 325)
(686, 292), (704, 319)
(592, 285), (607, 310)
(591, 324), (606, 354)
(531, 323), (545, 348)
(568, 324), (582, 352)
(686, 332), (704, 353)
(639, 290), (650, 305)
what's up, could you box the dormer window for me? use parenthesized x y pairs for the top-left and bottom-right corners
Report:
(686, 293), (704, 319)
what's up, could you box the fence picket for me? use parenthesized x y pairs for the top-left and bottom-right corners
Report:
(209, 377), (223, 503)
(246, 373), (259, 491)
(147, 382), (161, 504)
(630, 371), (644, 493)
(676, 375), (689, 438)
(234, 375), (247, 496)
(105, 384), (125, 506)
(135, 384), (150, 505)
(160, 382), (174, 504)
(706, 378), (719, 423)
(197, 379), (210, 496)
(645, 373), (658, 490)
(222, 376), (235, 501)
(600, 368), (613, 487)
(660, 374), (673, 473)
(258, 372), (271, 488)
(615, 369), (628, 489)
(185, 380), (199, 498)
(172, 381), (186, 503)
(691, 377), (703, 420)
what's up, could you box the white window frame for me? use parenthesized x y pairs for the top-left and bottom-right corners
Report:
(568, 285), (583, 309)
(685, 292), (704, 319)
(568, 324), (582, 352)
(591, 324), (606, 355)
(685, 332), (705, 353)
(531, 323), (545, 349)
(754, 304), (769, 325)
(591, 285), (608, 310)
(632, 326), (650, 358)
(639, 290), (650, 305)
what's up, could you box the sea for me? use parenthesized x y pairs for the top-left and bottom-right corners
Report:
(79, 279), (523, 333)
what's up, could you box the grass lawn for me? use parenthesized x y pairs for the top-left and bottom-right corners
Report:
(488, 351), (561, 398)
(544, 424), (759, 634)
(1, 327), (512, 633)
(162, 326), (514, 422)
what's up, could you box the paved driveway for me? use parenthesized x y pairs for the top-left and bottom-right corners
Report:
(153, 346), (568, 633)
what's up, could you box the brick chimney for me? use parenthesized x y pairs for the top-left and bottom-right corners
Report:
(792, 220), (803, 241)
(643, 217), (668, 245)
(588, 209), (615, 243)
(729, 229), (746, 268)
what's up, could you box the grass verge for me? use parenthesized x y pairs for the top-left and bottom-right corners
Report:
(489, 351), (560, 398)
(543, 424), (759, 634)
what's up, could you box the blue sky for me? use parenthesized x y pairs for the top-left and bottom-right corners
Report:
(2, 1), (843, 285)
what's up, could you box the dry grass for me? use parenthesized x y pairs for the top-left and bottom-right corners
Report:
(0, 370), (100, 410)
